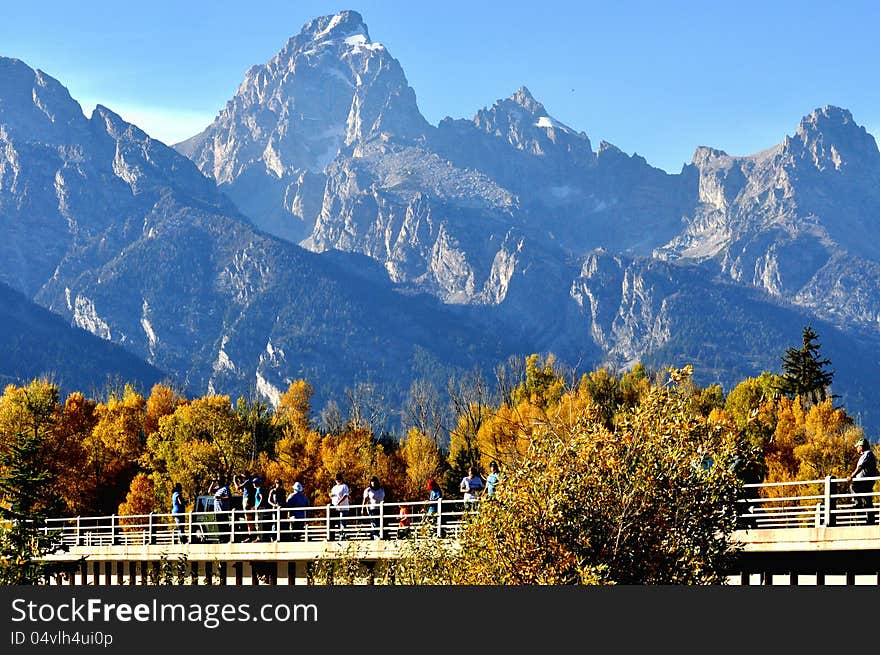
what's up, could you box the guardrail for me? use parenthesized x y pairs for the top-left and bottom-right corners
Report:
(37, 499), (473, 548)
(16, 477), (880, 550)
(737, 475), (880, 530)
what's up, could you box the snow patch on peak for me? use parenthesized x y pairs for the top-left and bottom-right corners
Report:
(535, 115), (573, 133)
(344, 33), (384, 53)
(315, 13), (346, 39)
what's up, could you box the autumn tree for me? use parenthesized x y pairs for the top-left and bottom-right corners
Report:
(144, 395), (250, 507)
(144, 384), (186, 438)
(510, 354), (566, 409)
(51, 392), (98, 514)
(765, 397), (857, 486)
(0, 380), (65, 584)
(85, 385), (146, 513)
(274, 380), (314, 437)
(429, 366), (744, 585)
(259, 380), (326, 501)
(117, 472), (159, 525)
(0, 381), (61, 516)
(400, 428), (443, 497)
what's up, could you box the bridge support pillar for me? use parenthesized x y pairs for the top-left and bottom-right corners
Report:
(277, 562), (289, 585)
(196, 561), (207, 585)
(293, 561), (308, 585)
(226, 562), (238, 586)
(241, 562), (254, 585)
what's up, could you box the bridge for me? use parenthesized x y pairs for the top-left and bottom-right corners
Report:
(30, 476), (880, 586)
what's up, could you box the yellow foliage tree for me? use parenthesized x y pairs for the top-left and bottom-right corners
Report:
(85, 386), (146, 512)
(144, 395), (250, 508)
(274, 380), (314, 436)
(144, 384), (187, 438)
(400, 428), (443, 498)
(475, 401), (545, 470)
(118, 472), (158, 517)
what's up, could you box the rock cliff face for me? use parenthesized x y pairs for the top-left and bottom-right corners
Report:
(6, 10), (880, 431)
(657, 106), (880, 330)
(177, 12), (686, 308)
(0, 55), (513, 411)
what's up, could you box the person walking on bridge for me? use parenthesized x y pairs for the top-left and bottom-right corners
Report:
(329, 473), (350, 541)
(847, 437), (878, 525)
(171, 482), (187, 544)
(362, 476), (386, 539)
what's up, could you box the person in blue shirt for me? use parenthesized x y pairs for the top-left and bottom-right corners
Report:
(426, 478), (442, 514)
(485, 461), (501, 497)
(171, 482), (187, 543)
(234, 472), (256, 541)
(252, 476), (267, 542)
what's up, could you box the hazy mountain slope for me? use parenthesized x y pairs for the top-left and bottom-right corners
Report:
(0, 280), (165, 394)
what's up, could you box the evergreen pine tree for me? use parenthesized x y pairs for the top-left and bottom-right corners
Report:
(775, 326), (836, 406)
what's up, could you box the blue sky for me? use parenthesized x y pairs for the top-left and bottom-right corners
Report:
(2, 0), (878, 173)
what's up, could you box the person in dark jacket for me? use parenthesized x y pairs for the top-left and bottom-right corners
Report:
(847, 437), (878, 525)
(285, 482), (310, 541)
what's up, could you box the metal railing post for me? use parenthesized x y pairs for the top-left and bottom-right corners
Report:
(437, 499), (443, 537)
(326, 505), (331, 541)
(187, 512), (192, 545)
(148, 512), (155, 545)
(379, 502), (385, 540)
(275, 507), (281, 542)
(75, 516), (81, 546)
(824, 476), (832, 527)
(110, 514), (117, 545)
(230, 509), (236, 543)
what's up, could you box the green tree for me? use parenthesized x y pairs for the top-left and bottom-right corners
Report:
(776, 326), (835, 407)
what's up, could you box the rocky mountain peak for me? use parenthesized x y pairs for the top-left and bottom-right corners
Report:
(471, 86), (591, 158)
(691, 146), (730, 165)
(784, 105), (880, 172)
(176, 9), (427, 183)
(508, 86), (543, 114)
(0, 57), (87, 144)
(798, 105), (855, 135)
(297, 10), (369, 44)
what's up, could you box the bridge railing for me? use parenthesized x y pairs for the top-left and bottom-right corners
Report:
(39, 499), (473, 547)
(737, 475), (880, 530)
(29, 476), (880, 546)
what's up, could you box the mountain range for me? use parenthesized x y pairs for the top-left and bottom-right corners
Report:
(2, 10), (879, 432)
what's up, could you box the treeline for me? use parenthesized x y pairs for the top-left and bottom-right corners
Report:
(0, 341), (864, 521)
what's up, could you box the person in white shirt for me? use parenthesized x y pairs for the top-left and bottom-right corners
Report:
(329, 473), (350, 540)
(460, 466), (484, 513)
(362, 476), (386, 539)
